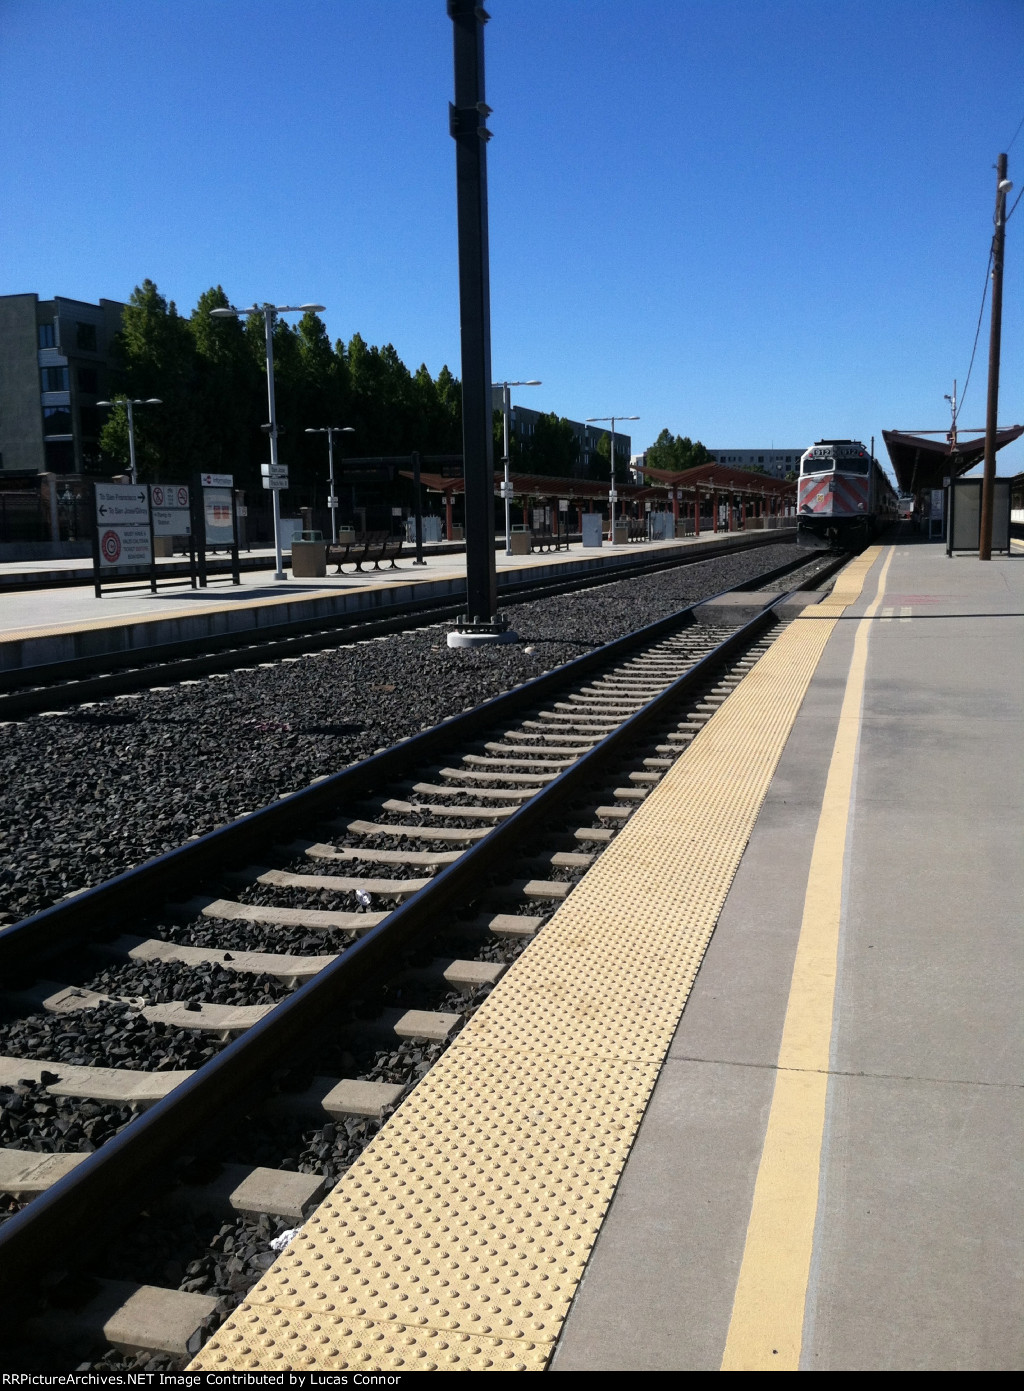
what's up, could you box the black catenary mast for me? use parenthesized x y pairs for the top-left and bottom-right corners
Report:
(448, 0), (500, 630)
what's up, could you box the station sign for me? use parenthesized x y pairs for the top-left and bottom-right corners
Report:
(152, 509), (191, 537)
(95, 483), (149, 524)
(200, 472), (233, 488)
(261, 464), (288, 491)
(150, 482), (191, 536)
(98, 524), (152, 568)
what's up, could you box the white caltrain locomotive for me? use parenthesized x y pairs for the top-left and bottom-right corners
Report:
(797, 438), (898, 548)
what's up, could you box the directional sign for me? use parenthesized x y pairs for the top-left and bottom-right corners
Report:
(95, 483), (150, 524)
(98, 525), (152, 568)
(261, 464), (289, 482)
(200, 472), (233, 488)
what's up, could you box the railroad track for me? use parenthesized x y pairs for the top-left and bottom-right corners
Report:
(0, 560), (844, 1370)
(0, 532), (808, 718)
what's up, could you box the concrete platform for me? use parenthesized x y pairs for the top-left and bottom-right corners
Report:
(552, 539), (1023, 1371)
(0, 527), (790, 673)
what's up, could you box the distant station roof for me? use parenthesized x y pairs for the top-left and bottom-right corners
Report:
(882, 426), (1024, 494)
(401, 470), (654, 501)
(638, 462), (796, 497)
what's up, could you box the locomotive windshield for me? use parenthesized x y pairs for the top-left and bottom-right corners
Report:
(801, 454), (833, 474)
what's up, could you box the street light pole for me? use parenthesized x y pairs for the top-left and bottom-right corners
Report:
(96, 397), (163, 484)
(262, 308), (286, 579)
(211, 302), (325, 580)
(126, 399), (137, 484)
(586, 414), (639, 540)
(492, 379), (541, 555)
(305, 426), (355, 544)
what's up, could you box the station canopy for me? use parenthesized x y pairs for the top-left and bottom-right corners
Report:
(637, 462), (796, 499)
(882, 425), (1024, 495)
(400, 470), (655, 503)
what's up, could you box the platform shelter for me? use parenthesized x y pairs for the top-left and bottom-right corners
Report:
(882, 425), (1024, 497)
(637, 462), (795, 535)
(402, 469), (655, 539)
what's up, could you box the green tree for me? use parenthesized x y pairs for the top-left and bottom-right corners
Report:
(645, 429), (711, 472)
(189, 285), (263, 485)
(100, 279), (204, 479)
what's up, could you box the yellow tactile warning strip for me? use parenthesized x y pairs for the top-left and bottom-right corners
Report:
(191, 548), (883, 1373)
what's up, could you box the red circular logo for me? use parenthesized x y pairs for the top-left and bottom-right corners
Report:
(101, 530), (121, 563)
(176, 487), (189, 507)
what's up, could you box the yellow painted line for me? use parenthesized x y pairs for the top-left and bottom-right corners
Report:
(191, 548), (881, 1374)
(720, 546), (894, 1371)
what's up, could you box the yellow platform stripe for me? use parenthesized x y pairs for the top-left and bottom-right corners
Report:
(191, 548), (882, 1374)
(720, 546), (892, 1371)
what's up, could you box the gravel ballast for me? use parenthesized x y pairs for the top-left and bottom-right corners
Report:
(0, 543), (795, 923)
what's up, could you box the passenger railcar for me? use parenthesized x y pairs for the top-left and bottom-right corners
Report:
(797, 439), (897, 548)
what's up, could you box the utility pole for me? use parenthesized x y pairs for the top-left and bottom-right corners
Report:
(980, 153), (1011, 560)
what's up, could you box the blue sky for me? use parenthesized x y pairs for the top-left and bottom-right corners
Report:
(2, 0), (1021, 473)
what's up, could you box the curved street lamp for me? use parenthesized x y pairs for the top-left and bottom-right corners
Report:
(210, 303), (326, 579)
(95, 397), (163, 485)
(305, 426), (355, 544)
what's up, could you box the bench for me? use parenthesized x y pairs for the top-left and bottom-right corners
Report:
(326, 531), (405, 573)
(531, 530), (569, 552)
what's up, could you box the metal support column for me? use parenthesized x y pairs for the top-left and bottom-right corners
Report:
(448, 0), (497, 624)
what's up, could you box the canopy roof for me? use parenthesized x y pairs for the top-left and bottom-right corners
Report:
(401, 470), (653, 500)
(638, 462), (795, 496)
(882, 426), (1024, 494)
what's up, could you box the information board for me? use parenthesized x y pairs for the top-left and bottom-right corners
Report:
(204, 487), (235, 544)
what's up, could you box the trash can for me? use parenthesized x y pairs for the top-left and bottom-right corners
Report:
(612, 522), (630, 545)
(291, 529), (327, 577)
(509, 525), (531, 555)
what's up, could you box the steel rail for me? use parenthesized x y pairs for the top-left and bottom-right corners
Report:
(0, 570), (780, 975)
(0, 531), (792, 704)
(0, 597), (786, 1303)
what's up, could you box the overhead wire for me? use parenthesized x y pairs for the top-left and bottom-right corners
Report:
(956, 246), (993, 421)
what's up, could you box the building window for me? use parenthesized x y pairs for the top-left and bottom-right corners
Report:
(41, 366), (70, 391)
(76, 321), (98, 352)
(44, 440), (75, 473)
(43, 405), (73, 436)
(758, 456), (764, 463)
(38, 323), (55, 349)
(78, 367), (98, 393)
